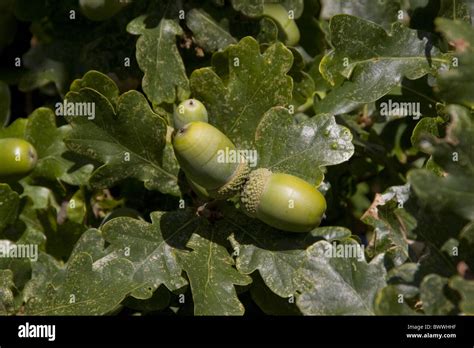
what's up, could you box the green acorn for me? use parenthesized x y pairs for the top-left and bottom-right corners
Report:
(240, 168), (326, 232)
(172, 122), (249, 199)
(263, 3), (300, 46)
(79, 0), (126, 21)
(173, 99), (209, 129)
(0, 138), (38, 181)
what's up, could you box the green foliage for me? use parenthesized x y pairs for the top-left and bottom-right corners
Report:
(191, 36), (293, 149)
(25, 252), (138, 315)
(0, 81), (10, 127)
(320, 0), (400, 29)
(0, 184), (20, 233)
(186, 9), (237, 53)
(255, 108), (353, 184)
(129, 17), (190, 105)
(315, 15), (451, 115)
(408, 105), (474, 220)
(65, 73), (179, 195)
(0, 0), (473, 317)
(296, 241), (386, 315)
(436, 18), (474, 107)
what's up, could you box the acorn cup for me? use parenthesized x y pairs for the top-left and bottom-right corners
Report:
(0, 138), (38, 182)
(240, 168), (327, 233)
(172, 121), (250, 199)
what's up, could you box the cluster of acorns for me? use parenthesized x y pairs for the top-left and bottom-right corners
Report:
(172, 99), (327, 233)
(0, 99), (327, 233)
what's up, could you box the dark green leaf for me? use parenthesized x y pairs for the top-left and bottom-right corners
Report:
(18, 45), (68, 95)
(0, 184), (20, 233)
(410, 116), (444, 148)
(315, 15), (450, 115)
(190, 36), (293, 149)
(231, 0), (264, 17)
(0, 269), (15, 315)
(436, 18), (474, 107)
(130, 18), (190, 105)
(459, 222), (474, 270)
(296, 240), (386, 315)
(0, 81), (10, 127)
(223, 207), (352, 299)
(69, 228), (107, 262)
(122, 285), (171, 313)
(249, 273), (301, 315)
(0, 0), (16, 49)
(255, 107), (354, 185)
(25, 252), (138, 315)
(320, 0), (400, 29)
(361, 184), (414, 266)
(101, 212), (191, 299)
(70, 70), (120, 108)
(22, 252), (62, 306)
(13, 0), (49, 21)
(186, 9), (237, 52)
(374, 285), (418, 315)
(449, 276), (474, 314)
(101, 208), (252, 315)
(65, 88), (180, 195)
(257, 17), (279, 44)
(178, 232), (252, 315)
(0, 239), (36, 290)
(408, 105), (474, 221)
(420, 274), (455, 314)
(438, 0), (472, 23)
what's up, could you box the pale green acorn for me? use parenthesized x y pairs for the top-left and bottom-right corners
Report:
(172, 122), (249, 199)
(79, 0), (126, 21)
(0, 138), (38, 181)
(173, 99), (209, 129)
(240, 168), (326, 232)
(263, 3), (300, 46)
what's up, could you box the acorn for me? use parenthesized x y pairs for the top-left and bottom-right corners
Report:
(240, 168), (326, 232)
(262, 3), (300, 46)
(173, 99), (209, 129)
(172, 122), (250, 199)
(79, 0), (126, 21)
(0, 138), (38, 181)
